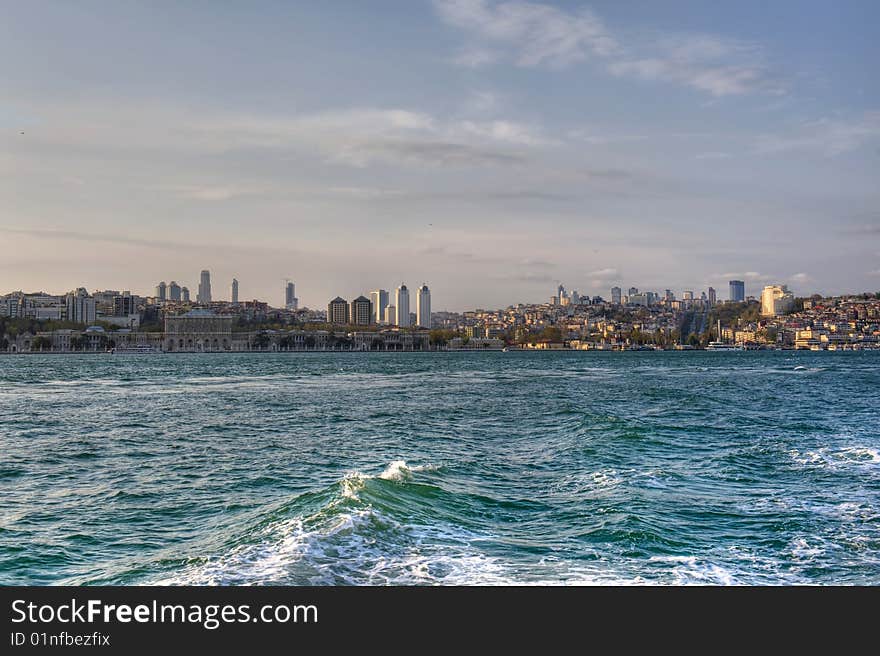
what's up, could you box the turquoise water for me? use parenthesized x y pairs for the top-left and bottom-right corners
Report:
(1, 351), (878, 585)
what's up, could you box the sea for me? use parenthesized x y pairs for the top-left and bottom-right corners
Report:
(1, 351), (878, 585)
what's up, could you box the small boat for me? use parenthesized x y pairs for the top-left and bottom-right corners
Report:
(705, 341), (743, 351)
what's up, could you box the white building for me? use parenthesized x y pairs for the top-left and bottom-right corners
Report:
(416, 284), (431, 328)
(395, 284), (410, 327)
(197, 270), (212, 304)
(384, 305), (396, 325)
(761, 285), (794, 316)
(231, 278), (239, 304)
(371, 289), (389, 324)
(66, 288), (96, 324)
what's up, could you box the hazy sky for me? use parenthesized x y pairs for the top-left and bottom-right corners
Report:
(2, 1), (878, 310)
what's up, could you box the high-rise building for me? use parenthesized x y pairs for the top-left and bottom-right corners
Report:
(395, 284), (410, 327)
(708, 287), (717, 305)
(327, 297), (349, 324)
(370, 289), (389, 324)
(113, 291), (136, 316)
(557, 284), (567, 303)
(65, 288), (96, 325)
(155, 281), (167, 302)
(611, 287), (622, 305)
(231, 278), (239, 304)
(628, 287), (639, 297)
(729, 280), (745, 303)
(168, 281), (181, 302)
(350, 296), (372, 325)
(181, 287), (190, 303)
(683, 290), (694, 301)
(384, 305), (395, 325)
(665, 289), (674, 302)
(416, 284), (431, 328)
(761, 285), (794, 317)
(285, 282), (297, 310)
(197, 270), (212, 304)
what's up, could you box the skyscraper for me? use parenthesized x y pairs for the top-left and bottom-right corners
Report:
(285, 282), (297, 310)
(350, 296), (372, 325)
(231, 278), (239, 304)
(155, 281), (167, 302)
(65, 288), (96, 324)
(327, 297), (349, 324)
(395, 284), (410, 327)
(708, 287), (717, 305)
(729, 280), (745, 302)
(168, 281), (181, 302)
(384, 305), (395, 325)
(416, 284), (431, 328)
(197, 270), (212, 304)
(370, 289), (389, 324)
(761, 285), (794, 317)
(181, 286), (190, 302)
(611, 287), (622, 305)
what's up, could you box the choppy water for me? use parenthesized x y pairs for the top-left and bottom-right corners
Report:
(1, 351), (878, 585)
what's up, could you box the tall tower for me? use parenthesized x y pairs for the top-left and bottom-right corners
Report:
(729, 280), (745, 302)
(155, 281), (167, 302)
(707, 287), (717, 306)
(395, 284), (410, 327)
(611, 287), (622, 305)
(168, 281), (181, 302)
(370, 289), (389, 324)
(327, 297), (349, 324)
(197, 270), (212, 304)
(285, 282), (297, 310)
(181, 286), (190, 302)
(231, 278), (239, 304)
(416, 284), (431, 328)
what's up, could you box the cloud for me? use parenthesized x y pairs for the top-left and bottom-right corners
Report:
(789, 272), (811, 283)
(754, 112), (880, 156)
(434, 1), (781, 96)
(720, 271), (771, 282)
(335, 139), (526, 167)
(587, 267), (619, 279)
(435, 0), (618, 68)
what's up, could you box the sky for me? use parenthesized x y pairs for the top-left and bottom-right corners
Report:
(2, 0), (878, 310)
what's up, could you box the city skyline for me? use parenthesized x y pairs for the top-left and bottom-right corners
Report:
(2, 1), (879, 309)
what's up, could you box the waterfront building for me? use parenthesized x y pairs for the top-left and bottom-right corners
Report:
(197, 270), (212, 304)
(371, 289), (389, 324)
(155, 281), (167, 302)
(350, 296), (373, 326)
(761, 285), (795, 317)
(168, 281), (182, 302)
(65, 288), (96, 324)
(611, 287), (622, 305)
(416, 284), (431, 328)
(164, 309), (235, 352)
(729, 280), (745, 303)
(231, 278), (239, 304)
(327, 297), (350, 325)
(396, 284), (410, 327)
(384, 305), (396, 325)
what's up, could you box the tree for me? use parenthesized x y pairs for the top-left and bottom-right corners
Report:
(251, 333), (271, 350)
(31, 336), (52, 351)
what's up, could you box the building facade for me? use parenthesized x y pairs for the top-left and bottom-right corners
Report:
(371, 289), (389, 324)
(231, 278), (239, 304)
(155, 281), (167, 302)
(285, 282), (297, 310)
(611, 287), (622, 305)
(197, 270), (212, 304)
(327, 297), (350, 324)
(164, 309), (235, 351)
(761, 285), (794, 317)
(168, 281), (182, 302)
(729, 280), (745, 302)
(65, 288), (96, 324)
(416, 284), (431, 328)
(350, 296), (373, 326)
(395, 284), (410, 327)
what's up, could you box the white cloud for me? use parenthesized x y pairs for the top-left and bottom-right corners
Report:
(588, 267), (619, 279)
(754, 112), (880, 156)
(434, 0), (781, 96)
(720, 271), (772, 282)
(789, 272), (811, 283)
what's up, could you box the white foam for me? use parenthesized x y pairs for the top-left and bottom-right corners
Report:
(378, 460), (437, 482)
